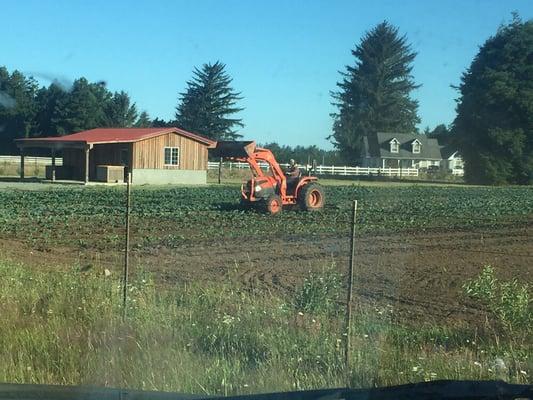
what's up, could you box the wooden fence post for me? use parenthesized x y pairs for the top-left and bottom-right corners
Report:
(218, 157), (223, 184)
(345, 200), (358, 380)
(20, 150), (25, 180)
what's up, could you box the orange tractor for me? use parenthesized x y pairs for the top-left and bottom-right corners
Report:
(212, 141), (325, 214)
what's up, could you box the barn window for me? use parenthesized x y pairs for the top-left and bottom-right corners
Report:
(164, 147), (180, 166)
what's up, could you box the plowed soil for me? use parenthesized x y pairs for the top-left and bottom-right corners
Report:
(2, 220), (531, 327)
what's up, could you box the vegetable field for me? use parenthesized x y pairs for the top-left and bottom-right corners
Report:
(1, 184), (532, 249)
(0, 183), (532, 326)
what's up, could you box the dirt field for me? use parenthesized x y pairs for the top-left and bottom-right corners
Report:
(2, 218), (531, 327)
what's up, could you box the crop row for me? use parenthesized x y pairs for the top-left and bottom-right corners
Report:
(0, 184), (532, 250)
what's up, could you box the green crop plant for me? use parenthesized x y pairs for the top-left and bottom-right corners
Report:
(0, 185), (532, 252)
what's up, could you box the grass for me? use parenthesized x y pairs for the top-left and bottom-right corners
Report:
(0, 260), (530, 394)
(0, 161), (45, 178)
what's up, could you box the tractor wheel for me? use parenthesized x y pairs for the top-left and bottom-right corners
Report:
(298, 183), (325, 211)
(262, 194), (283, 215)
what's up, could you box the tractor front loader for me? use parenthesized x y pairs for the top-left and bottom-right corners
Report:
(212, 141), (325, 214)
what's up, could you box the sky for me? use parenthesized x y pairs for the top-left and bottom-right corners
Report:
(1, 0), (532, 149)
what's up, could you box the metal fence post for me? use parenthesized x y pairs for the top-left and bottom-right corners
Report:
(122, 172), (132, 320)
(345, 200), (358, 380)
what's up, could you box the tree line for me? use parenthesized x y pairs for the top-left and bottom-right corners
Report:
(330, 16), (532, 185)
(0, 61), (243, 153)
(0, 15), (531, 184)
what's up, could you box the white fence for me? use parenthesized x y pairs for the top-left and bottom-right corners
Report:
(2, 156), (463, 178)
(208, 161), (419, 177)
(0, 155), (63, 165)
(452, 168), (464, 176)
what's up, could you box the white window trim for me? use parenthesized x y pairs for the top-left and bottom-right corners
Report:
(390, 138), (400, 154)
(411, 139), (422, 154)
(164, 146), (180, 166)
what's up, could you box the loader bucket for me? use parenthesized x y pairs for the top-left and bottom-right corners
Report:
(211, 141), (256, 158)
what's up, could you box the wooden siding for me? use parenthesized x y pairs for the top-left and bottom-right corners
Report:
(132, 132), (208, 170)
(90, 143), (131, 178)
(63, 144), (131, 180)
(62, 148), (84, 180)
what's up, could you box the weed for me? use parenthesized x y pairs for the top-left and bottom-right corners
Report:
(463, 266), (532, 335)
(293, 265), (343, 315)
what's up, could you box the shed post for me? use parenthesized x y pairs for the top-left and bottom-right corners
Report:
(84, 146), (90, 184)
(20, 148), (25, 180)
(51, 148), (56, 182)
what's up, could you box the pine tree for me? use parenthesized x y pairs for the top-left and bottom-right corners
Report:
(151, 117), (174, 127)
(34, 82), (68, 136)
(135, 111), (151, 127)
(175, 61), (244, 140)
(453, 17), (533, 185)
(104, 91), (138, 127)
(0, 67), (39, 152)
(52, 78), (112, 135)
(330, 22), (420, 163)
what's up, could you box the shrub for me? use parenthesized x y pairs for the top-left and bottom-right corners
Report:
(463, 266), (532, 334)
(293, 265), (342, 315)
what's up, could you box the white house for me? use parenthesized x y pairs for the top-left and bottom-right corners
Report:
(360, 132), (464, 175)
(361, 132), (443, 169)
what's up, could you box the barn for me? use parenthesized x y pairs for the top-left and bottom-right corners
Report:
(15, 128), (215, 185)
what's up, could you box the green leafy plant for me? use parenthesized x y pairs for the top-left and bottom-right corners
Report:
(294, 265), (342, 315)
(464, 266), (532, 334)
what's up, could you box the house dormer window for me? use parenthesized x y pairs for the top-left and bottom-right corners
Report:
(412, 139), (421, 154)
(390, 138), (400, 153)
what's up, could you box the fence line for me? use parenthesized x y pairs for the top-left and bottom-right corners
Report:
(1, 156), (461, 178)
(0, 155), (63, 166)
(208, 161), (419, 177)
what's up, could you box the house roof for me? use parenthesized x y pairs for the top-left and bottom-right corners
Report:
(440, 144), (459, 159)
(364, 132), (442, 160)
(15, 128), (216, 148)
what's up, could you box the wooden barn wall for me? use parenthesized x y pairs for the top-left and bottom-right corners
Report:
(62, 144), (131, 180)
(132, 133), (208, 170)
(62, 148), (84, 180)
(89, 143), (131, 178)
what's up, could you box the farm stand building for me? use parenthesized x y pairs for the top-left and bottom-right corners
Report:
(360, 132), (463, 173)
(15, 128), (215, 184)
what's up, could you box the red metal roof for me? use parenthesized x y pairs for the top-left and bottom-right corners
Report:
(16, 128), (216, 147)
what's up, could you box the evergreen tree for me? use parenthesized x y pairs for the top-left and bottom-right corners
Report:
(427, 124), (454, 145)
(104, 91), (138, 127)
(330, 21), (420, 163)
(0, 67), (39, 152)
(135, 111), (151, 127)
(453, 17), (533, 185)
(52, 78), (109, 135)
(175, 61), (244, 140)
(151, 117), (174, 127)
(34, 82), (68, 136)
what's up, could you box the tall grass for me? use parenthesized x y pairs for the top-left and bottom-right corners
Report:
(0, 161), (45, 177)
(0, 260), (530, 395)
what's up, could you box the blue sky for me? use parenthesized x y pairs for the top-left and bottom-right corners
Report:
(1, 0), (532, 148)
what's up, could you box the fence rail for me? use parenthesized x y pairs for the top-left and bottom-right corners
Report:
(208, 161), (419, 177)
(0, 155), (63, 165)
(1, 156), (462, 178)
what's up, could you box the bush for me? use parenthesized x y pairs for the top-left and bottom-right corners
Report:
(463, 266), (532, 334)
(293, 266), (343, 315)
